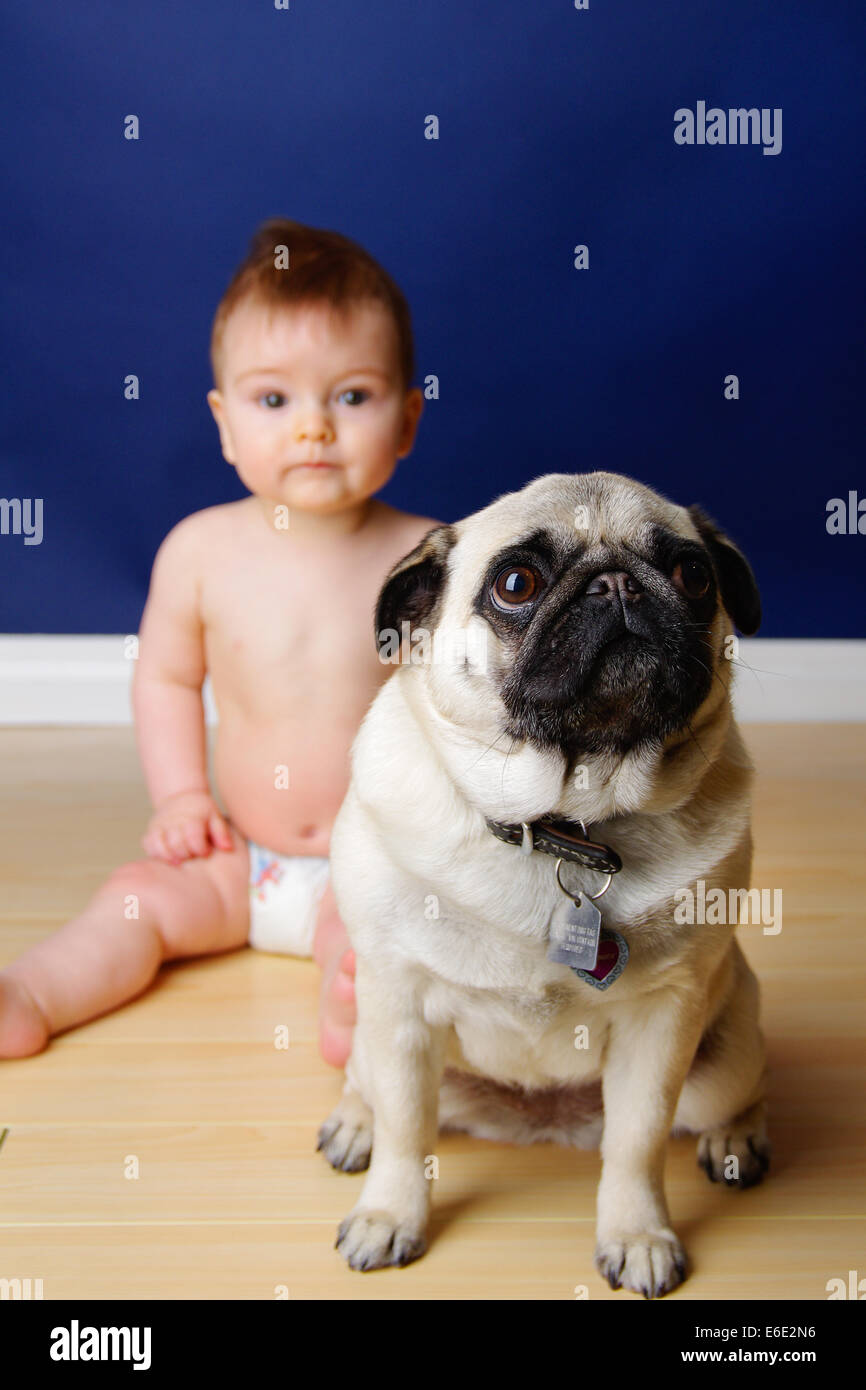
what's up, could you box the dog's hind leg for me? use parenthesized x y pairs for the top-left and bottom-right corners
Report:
(317, 1038), (375, 1173)
(317, 1083), (374, 1173)
(673, 941), (770, 1189)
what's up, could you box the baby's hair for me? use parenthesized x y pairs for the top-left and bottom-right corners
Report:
(210, 218), (415, 392)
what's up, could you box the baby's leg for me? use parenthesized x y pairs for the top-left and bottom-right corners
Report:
(313, 880), (356, 1068)
(0, 828), (250, 1057)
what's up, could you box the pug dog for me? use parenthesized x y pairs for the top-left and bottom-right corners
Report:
(318, 470), (769, 1298)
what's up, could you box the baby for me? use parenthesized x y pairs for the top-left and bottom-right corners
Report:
(0, 218), (439, 1066)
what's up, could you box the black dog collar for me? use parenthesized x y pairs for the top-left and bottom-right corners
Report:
(485, 815), (622, 876)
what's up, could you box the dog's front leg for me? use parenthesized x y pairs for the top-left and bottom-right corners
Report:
(336, 957), (447, 1272)
(594, 991), (706, 1298)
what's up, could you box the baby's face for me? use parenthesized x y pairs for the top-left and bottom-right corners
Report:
(207, 299), (422, 515)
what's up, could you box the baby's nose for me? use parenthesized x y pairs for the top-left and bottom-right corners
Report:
(296, 412), (334, 442)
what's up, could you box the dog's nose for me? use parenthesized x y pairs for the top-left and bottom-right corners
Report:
(584, 571), (643, 602)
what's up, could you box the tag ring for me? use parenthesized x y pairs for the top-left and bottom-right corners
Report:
(554, 857), (613, 904)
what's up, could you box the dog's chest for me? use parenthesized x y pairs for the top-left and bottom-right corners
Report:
(426, 969), (607, 1087)
(416, 918), (612, 1087)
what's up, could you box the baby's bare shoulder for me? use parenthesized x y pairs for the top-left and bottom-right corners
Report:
(154, 500), (257, 569)
(161, 499), (254, 547)
(145, 502), (258, 615)
(371, 501), (446, 558)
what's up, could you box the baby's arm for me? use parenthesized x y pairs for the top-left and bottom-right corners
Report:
(132, 515), (232, 864)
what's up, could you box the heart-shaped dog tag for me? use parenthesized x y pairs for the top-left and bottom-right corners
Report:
(572, 928), (629, 990)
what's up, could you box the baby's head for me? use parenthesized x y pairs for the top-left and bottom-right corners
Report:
(207, 219), (423, 518)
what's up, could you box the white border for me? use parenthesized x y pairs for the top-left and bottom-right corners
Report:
(0, 636), (863, 723)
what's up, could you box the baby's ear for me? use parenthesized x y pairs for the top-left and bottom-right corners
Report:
(374, 525), (457, 659)
(397, 387), (425, 458)
(207, 390), (236, 465)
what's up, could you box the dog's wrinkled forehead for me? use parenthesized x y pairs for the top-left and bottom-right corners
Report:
(446, 472), (696, 602)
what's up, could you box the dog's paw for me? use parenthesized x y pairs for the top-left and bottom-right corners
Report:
(317, 1093), (373, 1173)
(594, 1229), (688, 1299)
(336, 1207), (427, 1271)
(697, 1122), (770, 1189)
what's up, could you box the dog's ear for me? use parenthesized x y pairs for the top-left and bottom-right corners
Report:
(687, 505), (761, 636)
(374, 524), (457, 658)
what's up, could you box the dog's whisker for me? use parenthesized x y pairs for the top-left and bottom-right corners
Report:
(463, 728), (512, 775)
(688, 650), (728, 698)
(683, 715), (713, 767)
(499, 735), (519, 799)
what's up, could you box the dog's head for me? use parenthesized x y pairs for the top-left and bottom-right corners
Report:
(375, 472), (759, 811)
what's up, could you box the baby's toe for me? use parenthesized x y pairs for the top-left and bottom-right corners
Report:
(0, 976), (50, 1058)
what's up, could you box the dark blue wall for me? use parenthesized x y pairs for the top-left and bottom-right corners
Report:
(1, 2), (863, 636)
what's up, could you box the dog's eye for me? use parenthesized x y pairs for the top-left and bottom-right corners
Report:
(672, 557), (711, 599)
(491, 565), (545, 609)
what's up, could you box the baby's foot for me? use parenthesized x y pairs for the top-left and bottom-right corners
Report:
(319, 947), (356, 1068)
(313, 888), (356, 1067)
(0, 975), (50, 1058)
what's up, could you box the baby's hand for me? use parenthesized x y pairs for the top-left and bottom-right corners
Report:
(142, 791), (234, 865)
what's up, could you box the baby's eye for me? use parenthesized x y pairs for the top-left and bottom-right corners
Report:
(259, 392), (286, 409)
(339, 389), (369, 406)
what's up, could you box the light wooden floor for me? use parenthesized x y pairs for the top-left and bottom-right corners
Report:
(0, 725), (863, 1301)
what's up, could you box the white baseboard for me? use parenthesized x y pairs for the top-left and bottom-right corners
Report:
(0, 637), (218, 725)
(729, 640), (866, 722)
(0, 636), (863, 724)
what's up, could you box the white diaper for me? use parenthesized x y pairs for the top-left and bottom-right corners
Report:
(247, 841), (329, 957)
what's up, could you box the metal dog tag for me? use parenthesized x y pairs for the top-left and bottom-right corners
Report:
(547, 894), (602, 971)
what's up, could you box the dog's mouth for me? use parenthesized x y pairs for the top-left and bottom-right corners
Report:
(501, 603), (713, 757)
(528, 624), (652, 694)
(582, 629), (663, 700)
